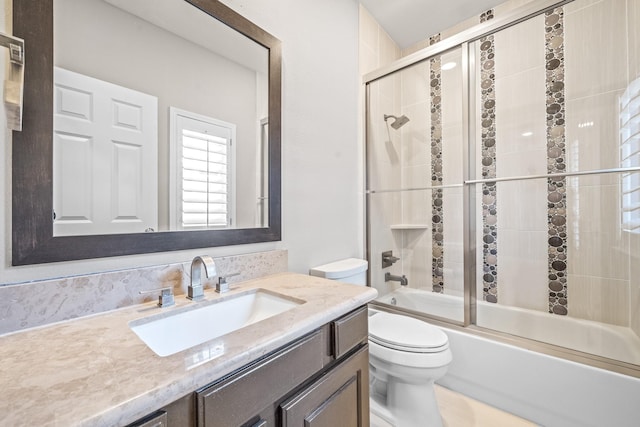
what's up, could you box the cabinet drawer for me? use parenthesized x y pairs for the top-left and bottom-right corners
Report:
(331, 306), (368, 359)
(197, 330), (325, 427)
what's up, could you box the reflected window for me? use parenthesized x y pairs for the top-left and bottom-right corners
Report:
(170, 108), (236, 229)
(620, 78), (640, 233)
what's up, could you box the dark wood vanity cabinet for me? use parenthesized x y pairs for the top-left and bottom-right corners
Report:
(280, 346), (369, 427)
(128, 394), (197, 427)
(126, 306), (369, 427)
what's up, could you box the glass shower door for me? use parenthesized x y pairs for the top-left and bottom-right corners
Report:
(365, 0), (640, 374)
(366, 46), (466, 323)
(468, 0), (640, 365)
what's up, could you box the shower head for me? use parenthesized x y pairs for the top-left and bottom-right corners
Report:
(384, 114), (410, 129)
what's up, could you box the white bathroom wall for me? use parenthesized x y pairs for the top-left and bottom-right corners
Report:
(0, 0), (362, 284)
(225, 0), (363, 274)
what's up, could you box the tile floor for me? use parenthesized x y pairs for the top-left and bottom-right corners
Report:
(370, 385), (538, 427)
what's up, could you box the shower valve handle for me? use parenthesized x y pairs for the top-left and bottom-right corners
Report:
(382, 250), (400, 268)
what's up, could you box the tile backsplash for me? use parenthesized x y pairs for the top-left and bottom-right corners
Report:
(0, 250), (287, 335)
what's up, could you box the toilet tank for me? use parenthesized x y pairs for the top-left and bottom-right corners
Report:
(309, 258), (368, 285)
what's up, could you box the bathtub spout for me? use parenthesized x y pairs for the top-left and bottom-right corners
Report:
(385, 272), (408, 286)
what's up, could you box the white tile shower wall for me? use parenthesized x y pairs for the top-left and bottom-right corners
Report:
(569, 275), (630, 326)
(355, 34), (409, 288)
(630, 0), (640, 81)
(400, 59), (432, 290)
(441, 49), (465, 296)
(567, 182), (630, 282)
(627, 1), (640, 337)
(565, 0), (627, 101)
(0, 250), (287, 335)
(400, 0), (538, 57)
(563, 0), (631, 325)
(368, 74), (402, 289)
(493, 0), (537, 16)
(631, 232), (640, 336)
(492, 16), (548, 311)
(361, 4), (406, 294)
(359, 6), (378, 76)
(566, 93), (623, 191)
(359, 5), (400, 75)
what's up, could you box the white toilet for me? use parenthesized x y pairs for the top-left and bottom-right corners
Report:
(310, 258), (452, 427)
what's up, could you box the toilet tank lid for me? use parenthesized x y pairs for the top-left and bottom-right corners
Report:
(309, 258), (368, 279)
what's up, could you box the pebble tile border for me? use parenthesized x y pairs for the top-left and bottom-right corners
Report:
(545, 7), (569, 315)
(479, 9), (498, 303)
(430, 33), (445, 293)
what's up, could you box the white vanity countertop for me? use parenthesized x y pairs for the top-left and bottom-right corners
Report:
(0, 272), (377, 427)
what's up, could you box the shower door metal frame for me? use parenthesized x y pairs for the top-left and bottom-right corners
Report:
(363, 0), (640, 378)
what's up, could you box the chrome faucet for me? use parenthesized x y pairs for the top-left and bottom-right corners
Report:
(188, 255), (216, 301)
(385, 272), (408, 287)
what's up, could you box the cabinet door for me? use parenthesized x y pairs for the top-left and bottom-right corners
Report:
(197, 330), (325, 427)
(280, 345), (369, 427)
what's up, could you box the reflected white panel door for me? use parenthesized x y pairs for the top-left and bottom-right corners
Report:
(53, 67), (158, 236)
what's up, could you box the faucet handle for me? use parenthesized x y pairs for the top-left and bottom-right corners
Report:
(216, 272), (240, 293)
(139, 287), (175, 308)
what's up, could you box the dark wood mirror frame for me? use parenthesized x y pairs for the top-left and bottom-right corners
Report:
(12, 0), (281, 265)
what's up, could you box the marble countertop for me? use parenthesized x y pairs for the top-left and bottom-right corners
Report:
(0, 272), (377, 427)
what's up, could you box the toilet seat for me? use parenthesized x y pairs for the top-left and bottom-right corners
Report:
(369, 312), (449, 353)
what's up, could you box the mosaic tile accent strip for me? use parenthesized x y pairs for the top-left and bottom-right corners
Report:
(545, 8), (568, 316)
(480, 9), (494, 23)
(480, 10), (498, 303)
(430, 33), (444, 293)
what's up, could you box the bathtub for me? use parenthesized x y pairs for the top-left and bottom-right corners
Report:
(376, 287), (640, 364)
(373, 288), (640, 427)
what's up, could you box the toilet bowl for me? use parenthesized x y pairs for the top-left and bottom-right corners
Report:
(369, 311), (451, 427)
(310, 259), (452, 427)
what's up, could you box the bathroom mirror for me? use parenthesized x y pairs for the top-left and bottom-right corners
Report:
(12, 0), (282, 265)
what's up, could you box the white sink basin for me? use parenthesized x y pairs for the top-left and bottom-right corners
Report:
(130, 289), (304, 357)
